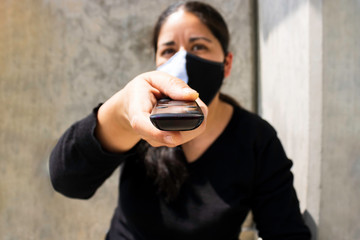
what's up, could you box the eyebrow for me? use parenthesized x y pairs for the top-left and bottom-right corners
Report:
(159, 36), (212, 47)
(189, 36), (212, 43)
(160, 41), (176, 47)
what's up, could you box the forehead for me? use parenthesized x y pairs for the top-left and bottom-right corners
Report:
(157, 10), (214, 44)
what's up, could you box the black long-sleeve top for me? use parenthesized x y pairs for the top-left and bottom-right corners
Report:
(49, 103), (311, 240)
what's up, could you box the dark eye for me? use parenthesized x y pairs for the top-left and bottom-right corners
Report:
(191, 44), (208, 52)
(161, 48), (176, 57)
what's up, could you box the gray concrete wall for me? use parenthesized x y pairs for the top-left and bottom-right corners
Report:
(258, 0), (311, 210)
(258, 0), (360, 239)
(321, 0), (360, 238)
(0, 0), (255, 239)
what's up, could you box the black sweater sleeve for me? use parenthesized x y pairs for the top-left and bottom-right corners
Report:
(251, 122), (311, 240)
(49, 106), (137, 199)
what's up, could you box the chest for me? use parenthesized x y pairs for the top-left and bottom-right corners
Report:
(119, 146), (255, 239)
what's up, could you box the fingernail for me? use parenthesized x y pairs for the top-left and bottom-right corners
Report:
(183, 88), (198, 98)
(183, 88), (195, 93)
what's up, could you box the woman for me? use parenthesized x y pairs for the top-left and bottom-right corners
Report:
(49, 1), (311, 239)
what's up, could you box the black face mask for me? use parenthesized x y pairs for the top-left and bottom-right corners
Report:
(157, 50), (225, 105)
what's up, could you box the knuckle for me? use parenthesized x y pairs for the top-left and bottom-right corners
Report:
(167, 76), (184, 88)
(129, 116), (140, 131)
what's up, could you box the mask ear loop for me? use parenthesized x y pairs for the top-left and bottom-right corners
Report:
(223, 51), (233, 79)
(223, 51), (229, 64)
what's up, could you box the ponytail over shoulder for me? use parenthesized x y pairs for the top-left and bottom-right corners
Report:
(137, 141), (189, 202)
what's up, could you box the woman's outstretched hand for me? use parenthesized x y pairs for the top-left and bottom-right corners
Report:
(95, 71), (208, 153)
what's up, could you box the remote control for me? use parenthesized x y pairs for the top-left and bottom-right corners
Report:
(150, 98), (204, 131)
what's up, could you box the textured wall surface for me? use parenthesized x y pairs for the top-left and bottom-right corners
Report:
(321, 0), (360, 239)
(258, 0), (360, 239)
(0, 0), (255, 239)
(258, 0), (310, 210)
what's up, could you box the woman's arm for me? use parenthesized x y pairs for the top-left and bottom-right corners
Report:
(251, 124), (311, 240)
(49, 71), (207, 199)
(49, 107), (132, 199)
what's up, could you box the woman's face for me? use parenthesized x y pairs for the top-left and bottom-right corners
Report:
(155, 9), (225, 67)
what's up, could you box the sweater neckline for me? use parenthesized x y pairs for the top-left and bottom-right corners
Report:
(184, 104), (240, 168)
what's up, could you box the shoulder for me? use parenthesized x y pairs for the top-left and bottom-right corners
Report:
(230, 104), (277, 144)
(220, 94), (276, 140)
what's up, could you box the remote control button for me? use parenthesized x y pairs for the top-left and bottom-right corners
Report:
(186, 110), (200, 114)
(159, 98), (170, 103)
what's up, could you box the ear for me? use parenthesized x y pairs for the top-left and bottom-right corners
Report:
(224, 52), (233, 78)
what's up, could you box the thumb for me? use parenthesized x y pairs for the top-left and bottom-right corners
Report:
(140, 71), (199, 101)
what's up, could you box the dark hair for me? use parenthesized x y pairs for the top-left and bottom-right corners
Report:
(152, 1), (230, 55)
(140, 1), (231, 202)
